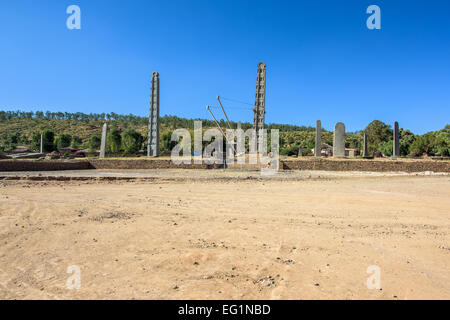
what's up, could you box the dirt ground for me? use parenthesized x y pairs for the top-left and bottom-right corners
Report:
(0, 170), (449, 299)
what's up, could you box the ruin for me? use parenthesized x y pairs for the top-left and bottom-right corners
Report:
(147, 72), (160, 157)
(333, 122), (346, 158)
(315, 120), (322, 157)
(393, 121), (400, 158)
(363, 133), (369, 157)
(253, 62), (266, 148)
(40, 133), (44, 154)
(100, 123), (107, 158)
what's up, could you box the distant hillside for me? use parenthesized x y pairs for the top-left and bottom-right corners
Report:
(0, 110), (448, 157)
(0, 110), (318, 153)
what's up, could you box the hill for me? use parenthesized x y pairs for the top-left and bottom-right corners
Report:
(0, 110), (448, 157)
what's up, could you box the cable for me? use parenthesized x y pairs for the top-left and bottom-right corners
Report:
(209, 105), (253, 111)
(220, 96), (254, 107)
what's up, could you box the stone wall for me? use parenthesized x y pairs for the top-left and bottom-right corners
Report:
(87, 159), (217, 170)
(1, 158), (449, 173)
(0, 160), (93, 171)
(282, 159), (450, 173)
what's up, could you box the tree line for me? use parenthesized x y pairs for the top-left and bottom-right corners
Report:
(0, 110), (308, 132)
(0, 110), (448, 157)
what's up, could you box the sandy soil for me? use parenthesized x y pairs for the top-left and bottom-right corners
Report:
(0, 170), (449, 299)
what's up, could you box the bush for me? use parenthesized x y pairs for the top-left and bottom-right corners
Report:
(55, 134), (72, 151)
(71, 136), (82, 149)
(42, 129), (55, 152)
(88, 134), (102, 151)
(280, 145), (299, 156)
(409, 133), (435, 156)
(363, 120), (392, 154)
(379, 140), (393, 157)
(121, 129), (143, 154)
(107, 129), (122, 153)
(31, 132), (41, 152)
(160, 130), (176, 154)
(433, 126), (450, 156)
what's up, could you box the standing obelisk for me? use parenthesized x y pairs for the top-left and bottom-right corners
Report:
(100, 123), (107, 158)
(393, 121), (400, 158)
(253, 62), (266, 150)
(315, 120), (322, 157)
(147, 72), (160, 157)
(363, 132), (369, 157)
(40, 133), (44, 154)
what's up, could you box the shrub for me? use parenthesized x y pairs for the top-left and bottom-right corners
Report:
(55, 134), (72, 151)
(107, 129), (122, 153)
(42, 129), (55, 152)
(121, 129), (143, 154)
(71, 136), (83, 149)
(88, 134), (102, 151)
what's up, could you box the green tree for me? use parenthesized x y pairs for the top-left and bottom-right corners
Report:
(71, 136), (83, 149)
(399, 129), (415, 156)
(42, 129), (55, 152)
(159, 130), (177, 154)
(280, 145), (299, 156)
(409, 133), (436, 156)
(121, 129), (143, 154)
(107, 129), (122, 153)
(345, 134), (363, 150)
(54, 134), (72, 151)
(379, 140), (393, 157)
(363, 120), (392, 154)
(31, 132), (41, 152)
(377, 129), (415, 157)
(88, 134), (102, 151)
(433, 125), (450, 156)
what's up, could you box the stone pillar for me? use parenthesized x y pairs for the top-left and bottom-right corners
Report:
(393, 121), (400, 158)
(363, 133), (369, 157)
(333, 122), (345, 158)
(298, 146), (303, 157)
(40, 133), (44, 154)
(315, 120), (322, 157)
(100, 123), (107, 158)
(253, 62), (266, 150)
(148, 72), (160, 157)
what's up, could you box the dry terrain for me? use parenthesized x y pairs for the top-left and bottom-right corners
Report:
(0, 170), (449, 299)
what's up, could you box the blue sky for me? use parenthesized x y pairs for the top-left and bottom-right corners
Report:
(0, 0), (449, 134)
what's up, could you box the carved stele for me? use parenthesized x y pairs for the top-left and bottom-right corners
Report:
(100, 123), (107, 158)
(363, 133), (369, 157)
(253, 62), (266, 150)
(148, 72), (160, 157)
(315, 120), (322, 157)
(333, 122), (346, 158)
(393, 121), (400, 158)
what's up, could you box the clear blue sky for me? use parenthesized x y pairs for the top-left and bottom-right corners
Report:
(0, 0), (449, 134)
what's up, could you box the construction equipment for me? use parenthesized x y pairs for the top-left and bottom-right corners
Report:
(217, 96), (233, 131)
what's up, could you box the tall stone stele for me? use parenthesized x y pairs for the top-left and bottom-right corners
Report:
(40, 133), (44, 154)
(333, 122), (346, 158)
(100, 123), (107, 158)
(148, 72), (160, 157)
(253, 62), (266, 150)
(315, 120), (322, 157)
(363, 132), (369, 157)
(393, 121), (400, 158)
